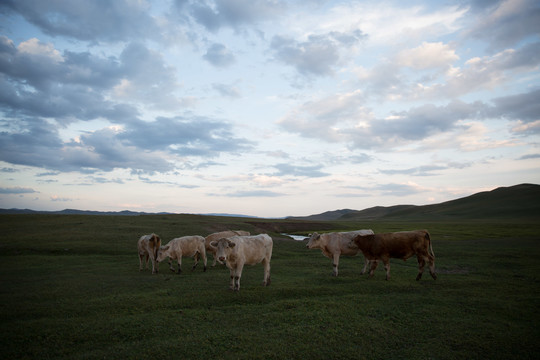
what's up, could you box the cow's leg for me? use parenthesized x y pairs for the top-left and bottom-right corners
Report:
(144, 253), (149, 269)
(383, 260), (391, 280)
(150, 258), (157, 274)
(168, 258), (175, 272)
(368, 260), (378, 278)
(428, 256), (437, 280)
(192, 252), (199, 271)
(332, 253), (340, 276)
(262, 257), (271, 286)
(416, 257), (425, 281)
(202, 251), (207, 272)
(229, 268), (235, 290)
(234, 264), (244, 291)
(139, 253), (144, 271)
(176, 255), (182, 274)
(361, 257), (369, 275)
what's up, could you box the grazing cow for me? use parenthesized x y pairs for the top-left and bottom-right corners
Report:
(205, 230), (250, 266)
(306, 230), (374, 276)
(138, 233), (161, 274)
(210, 234), (273, 291)
(350, 230), (436, 281)
(157, 236), (207, 274)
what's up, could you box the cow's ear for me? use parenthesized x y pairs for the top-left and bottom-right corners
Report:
(210, 241), (218, 248)
(161, 245), (170, 251)
(227, 240), (236, 248)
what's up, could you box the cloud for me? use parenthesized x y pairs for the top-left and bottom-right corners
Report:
(185, 0), (284, 32)
(0, 0), (160, 42)
(396, 42), (459, 70)
(491, 88), (540, 123)
(50, 195), (72, 202)
(212, 83), (241, 98)
(279, 90), (490, 150)
(223, 190), (285, 197)
(271, 163), (329, 178)
(203, 43), (235, 67)
(465, 0), (540, 51)
(120, 116), (254, 157)
(271, 30), (366, 76)
(0, 186), (38, 194)
(374, 183), (424, 197)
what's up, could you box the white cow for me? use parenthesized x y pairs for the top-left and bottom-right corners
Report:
(157, 235), (207, 274)
(210, 234), (273, 291)
(138, 233), (161, 274)
(306, 229), (374, 276)
(205, 230), (250, 266)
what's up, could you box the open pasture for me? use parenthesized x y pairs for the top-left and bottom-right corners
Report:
(1, 214), (539, 359)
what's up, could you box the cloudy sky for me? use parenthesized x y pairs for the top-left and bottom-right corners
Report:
(0, 0), (539, 217)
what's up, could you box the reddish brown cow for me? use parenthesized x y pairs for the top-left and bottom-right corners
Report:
(350, 230), (436, 281)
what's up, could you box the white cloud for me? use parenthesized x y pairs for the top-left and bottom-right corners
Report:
(396, 42), (459, 70)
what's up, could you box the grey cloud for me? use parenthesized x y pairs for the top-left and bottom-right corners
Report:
(466, 0), (540, 51)
(203, 43), (235, 67)
(375, 183), (423, 197)
(224, 190), (284, 197)
(212, 83), (241, 98)
(120, 116), (254, 157)
(272, 163), (329, 178)
(0, 37), (177, 123)
(271, 30), (365, 76)
(271, 35), (340, 76)
(0, 0), (161, 42)
(491, 88), (540, 123)
(0, 186), (38, 194)
(186, 0), (284, 32)
(378, 163), (472, 177)
(518, 153), (540, 160)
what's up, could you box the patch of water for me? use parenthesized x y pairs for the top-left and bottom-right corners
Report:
(281, 233), (307, 241)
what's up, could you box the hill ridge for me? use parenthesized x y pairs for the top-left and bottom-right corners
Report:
(289, 183), (540, 221)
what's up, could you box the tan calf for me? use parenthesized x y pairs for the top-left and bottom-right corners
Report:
(157, 235), (207, 274)
(138, 233), (161, 274)
(306, 229), (374, 276)
(210, 234), (273, 291)
(350, 230), (436, 281)
(205, 230), (250, 266)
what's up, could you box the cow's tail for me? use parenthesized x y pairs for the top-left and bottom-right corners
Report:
(425, 231), (435, 258)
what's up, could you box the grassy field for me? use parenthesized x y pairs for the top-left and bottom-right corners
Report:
(1, 214), (539, 359)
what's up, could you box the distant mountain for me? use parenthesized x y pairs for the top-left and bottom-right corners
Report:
(288, 184), (540, 221)
(0, 208), (173, 216)
(287, 209), (356, 221)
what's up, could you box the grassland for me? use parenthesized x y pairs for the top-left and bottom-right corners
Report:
(1, 214), (539, 359)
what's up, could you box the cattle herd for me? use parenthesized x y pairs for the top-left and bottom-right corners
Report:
(138, 229), (437, 291)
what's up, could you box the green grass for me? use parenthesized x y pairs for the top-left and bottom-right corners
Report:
(1, 214), (539, 359)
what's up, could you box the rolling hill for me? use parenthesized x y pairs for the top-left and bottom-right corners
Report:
(289, 183), (540, 221)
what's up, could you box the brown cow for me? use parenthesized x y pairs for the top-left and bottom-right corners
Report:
(350, 230), (436, 281)
(210, 234), (272, 291)
(306, 230), (374, 276)
(205, 230), (250, 266)
(138, 233), (161, 274)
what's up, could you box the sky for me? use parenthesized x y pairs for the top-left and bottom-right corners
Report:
(0, 0), (539, 218)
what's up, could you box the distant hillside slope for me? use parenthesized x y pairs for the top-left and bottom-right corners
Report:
(290, 184), (540, 221)
(287, 209), (356, 221)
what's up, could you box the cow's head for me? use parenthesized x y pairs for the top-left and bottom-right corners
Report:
(156, 245), (170, 263)
(210, 238), (236, 264)
(306, 232), (321, 249)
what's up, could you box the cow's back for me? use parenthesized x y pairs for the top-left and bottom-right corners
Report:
(172, 235), (205, 256)
(231, 234), (273, 265)
(326, 230), (374, 255)
(206, 230), (250, 248)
